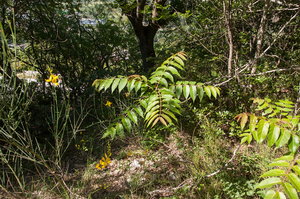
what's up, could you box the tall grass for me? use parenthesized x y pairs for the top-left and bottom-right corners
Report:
(0, 19), (90, 198)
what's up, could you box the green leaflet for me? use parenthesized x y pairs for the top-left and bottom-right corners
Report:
(173, 56), (184, 66)
(197, 86), (204, 101)
(134, 106), (144, 118)
(119, 78), (127, 93)
(163, 71), (174, 83)
(176, 84), (182, 98)
(268, 123), (280, 147)
(111, 78), (120, 93)
(257, 119), (269, 143)
(287, 173), (300, 192)
(292, 166), (300, 176)
(210, 86), (217, 99)
(104, 78), (114, 91)
(122, 117), (131, 132)
(260, 169), (286, 177)
(288, 135), (299, 154)
(267, 161), (290, 167)
(128, 111), (138, 124)
(134, 81), (142, 93)
(264, 190), (276, 199)
(161, 114), (172, 124)
(162, 109), (177, 121)
(127, 79), (136, 92)
(204, 86), (211, 98)
(190, 85), (197, 102)
(256, 177), (282, 189)
(167, 66), (181, 77)
(283, 182), (298, 199)
(274, 155), (294, 161)
(160, 78), (168, 87)
(116, 123), (124, 139)
(276, 129), (291, 149)
(183, 85), (190, 99)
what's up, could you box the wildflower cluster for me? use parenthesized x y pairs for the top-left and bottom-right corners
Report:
(96, 142), (112, 170)
(127, 150), (132, 158)
(99, 183), (110, 189)
(45, 68), (59, 86)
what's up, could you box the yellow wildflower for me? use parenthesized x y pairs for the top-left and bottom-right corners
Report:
(80, 132), (82, 134)
(45, 71), (59, 86)
(125, 92), (130, 97)
(127, 150), (132, 158)
(105, 101), (112, 107)
(75, 144), (77, 147)
(80, 139), (84, 142)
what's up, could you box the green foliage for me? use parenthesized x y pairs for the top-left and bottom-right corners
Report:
(236, 98), (300, 198)
(93, 52), (220, 139)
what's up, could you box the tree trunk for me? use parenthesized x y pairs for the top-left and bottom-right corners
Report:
(132, 22), (158, 72)
(117, 0), (167, 73)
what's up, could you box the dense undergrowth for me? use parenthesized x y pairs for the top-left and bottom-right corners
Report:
(2, 6), (300, 198)
(0, 41), (292, 198)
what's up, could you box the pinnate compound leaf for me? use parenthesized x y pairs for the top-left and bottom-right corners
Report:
(204, 86), (211, 99)
(111, 78), (120, 93)
(260, 169), (286, 177)
(122, 117), (131, 132)
(287, 173), (300, 192)
(276, 129), (291, 149)
(268, 123), (280, 147)
(256, 177), (282, 189)
(283, 182), (298, 199)
(119, 78), (127, 93)
(264, 190), (276, 199)
(288, 135), (299, 154)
